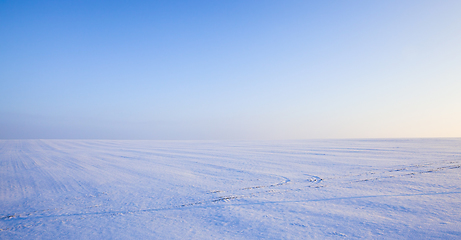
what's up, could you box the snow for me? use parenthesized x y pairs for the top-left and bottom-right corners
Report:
(1, 139), (460, 239)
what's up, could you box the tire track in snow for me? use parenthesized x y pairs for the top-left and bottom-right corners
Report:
(2, 190), (460, 227)
(0, 174), (322, 222)
(2, 160), (459, 224)
(2, 140), (460, 233)
(323, 160), (461, 183)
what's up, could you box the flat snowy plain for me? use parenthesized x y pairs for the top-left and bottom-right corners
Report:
(1, 139), (460, 239)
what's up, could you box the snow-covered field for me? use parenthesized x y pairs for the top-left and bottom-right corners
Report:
(1, 139), (460, 239)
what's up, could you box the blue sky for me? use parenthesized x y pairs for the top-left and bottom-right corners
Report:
(1, 0), (460, 139)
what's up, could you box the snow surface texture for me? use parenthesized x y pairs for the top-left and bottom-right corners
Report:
(1, 139), (460, 239)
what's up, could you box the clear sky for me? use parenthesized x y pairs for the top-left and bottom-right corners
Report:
(1, 0), (460, 140)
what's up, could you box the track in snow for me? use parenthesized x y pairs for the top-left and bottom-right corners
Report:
(1, 139), (461, 239)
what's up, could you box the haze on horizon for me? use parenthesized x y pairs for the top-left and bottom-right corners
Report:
(1, 0), (460, 140)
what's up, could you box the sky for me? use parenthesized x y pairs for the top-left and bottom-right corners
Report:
(1, 0), (460, 140)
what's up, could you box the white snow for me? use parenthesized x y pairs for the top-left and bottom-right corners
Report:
(1, 139), (460, 239)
